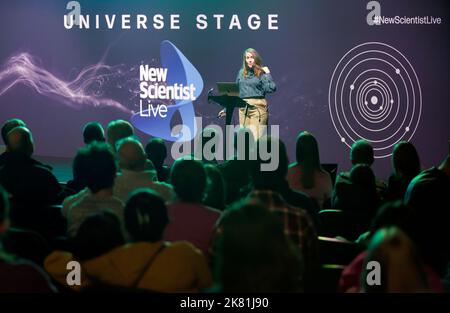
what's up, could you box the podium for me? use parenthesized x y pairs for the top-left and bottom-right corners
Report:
(207, 89), (255, 159)
(207, 89), (252, 126)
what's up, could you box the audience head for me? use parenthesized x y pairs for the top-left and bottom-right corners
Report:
(145, 138), (167, 168)
(6, 126), (34, 157)
(404, 167), (450, 274)
(203, 164), (226, 211)
(362, 227), (429, 292)
(170, 159), (206, 203)
(83, 122), (105, 144)
(73, 142), (117, 194)
(347, 164), (379, 220)
(73, 210), (125, 261)
(350, 164), (376, 190)
(216, 203), (302, 292)
(0, 185), (10, 233)
(106, 120), (134, 151)
(368, 201), (413, 241)
(1, 118), (26, 146)
(295, 131), (322, 188)
(124, 189), (169, 242)
(117, 137), (148, 172)
(251, 136), (288, 189)
(350, 140), (374, 166)
(405, 167), (450, 210)
(392, 141), (421, 179)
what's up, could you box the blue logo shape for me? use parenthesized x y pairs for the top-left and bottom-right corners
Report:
(130, 40), (203, 141)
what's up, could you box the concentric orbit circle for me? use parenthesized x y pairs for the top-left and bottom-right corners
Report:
(328, 42), (422, 158)
(354, 77), (395, 128)
(334, 50), (418, 153)
(355, 73), (398, 126)
(358, 85), (384, 117)
(342, 60), (407, 139)
(356, 79), (389, 119)
(355, 76), (394, 123)
(340, 58), (410, 146)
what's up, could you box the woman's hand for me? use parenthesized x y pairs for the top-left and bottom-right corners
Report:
(262, 66), (270, 74)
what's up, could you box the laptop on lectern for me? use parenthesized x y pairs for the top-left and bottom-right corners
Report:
(217, 82), (239, 96)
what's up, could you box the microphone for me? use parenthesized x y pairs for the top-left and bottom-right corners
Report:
(207, 88), (214, 103)
(208, 88), (225, 118)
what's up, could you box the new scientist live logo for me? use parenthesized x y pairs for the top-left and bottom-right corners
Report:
(131, 41), (203, 141)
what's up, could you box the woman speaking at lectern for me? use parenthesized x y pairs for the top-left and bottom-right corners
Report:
(236, 48), (277, 139)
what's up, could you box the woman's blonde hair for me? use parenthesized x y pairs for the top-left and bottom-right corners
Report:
(242, 48), (263, 78)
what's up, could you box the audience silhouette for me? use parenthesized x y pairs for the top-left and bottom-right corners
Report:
(1, 117), (448, 293)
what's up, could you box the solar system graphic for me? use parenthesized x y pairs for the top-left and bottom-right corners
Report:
(328, 42), (422, 158)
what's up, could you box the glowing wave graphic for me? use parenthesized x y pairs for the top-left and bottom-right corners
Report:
(0, 52), (131, 113)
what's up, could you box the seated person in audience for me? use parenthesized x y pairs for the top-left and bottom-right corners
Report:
(245, 190), (318, 290)
(82, 122), (105, 145)
(45, 210), (126, 291)
(0, 127), (67, 241)
(164, 159), (221, 257)
(113, 137), (174, 203)
(72, 211), (125, 261)
(386, 141), (421, 201)
(64, 142), (124, 237)
(287, 131), (332, 209)
(245, 136), (319, 288)
(203, 164), (226, 211)
(145, 138), (170, 182)
(1, 119), (53, 170)
(361, 227), (431, 292)
(106, 119), (134, 153)
(339, 202), (444, 293)
(332, 164), (380, 239)
(66, 122), (106, 193)
(218, 127), (254, 205)
(250, 136), (319, 226)
(65, 148), (88, 195)
(404, 156), (450, 277)
(214, 203), (303, 292)
(335, 140), (387, 197)
(45, 190), (212, 292)
(1, 118), (25, 166)
(355, 200), (412, 247)
(0, 126), (62, 206)
(0, 185), (56, 293)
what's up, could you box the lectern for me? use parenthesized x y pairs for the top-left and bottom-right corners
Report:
(207, 89), (252, 126)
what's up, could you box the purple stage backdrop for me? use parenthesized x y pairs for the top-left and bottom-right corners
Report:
(0, 0), (449, 179)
